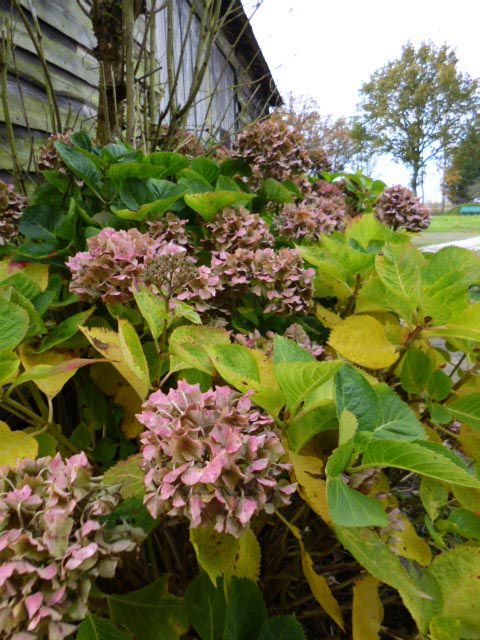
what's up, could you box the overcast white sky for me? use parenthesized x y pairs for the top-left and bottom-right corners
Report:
(243, 0), (480, 201)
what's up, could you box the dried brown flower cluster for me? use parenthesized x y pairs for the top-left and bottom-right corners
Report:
(0, 180), (27, 246)
(38, 131), (73, 172)
(375, 185), (430, 232)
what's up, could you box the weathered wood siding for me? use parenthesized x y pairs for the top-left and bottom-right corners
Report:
(0, 0), (277, 174)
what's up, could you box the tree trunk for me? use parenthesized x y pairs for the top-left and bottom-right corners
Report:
(91, 0), (125, 144)
(410, 162), (420, 195)
(123, 0), (135, 146)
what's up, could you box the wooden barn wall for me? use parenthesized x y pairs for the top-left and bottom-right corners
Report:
(0, 0), (271, 175)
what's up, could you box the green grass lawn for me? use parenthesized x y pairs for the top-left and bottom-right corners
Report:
(428, 214), (480, 233)
(414, 214), (480, 247)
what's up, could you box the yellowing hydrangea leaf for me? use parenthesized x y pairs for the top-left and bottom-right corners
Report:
(225, 529), (261, 583)
(190, 527), (239, 586)
(328, 315), (399, 370)
(288, 447), (331, 525)
(0, 421), (38, 467)
(316, 304), (341, 329)
(18, 347), (82, 399)
(391, 516), (432, 566)
(301, 545), (344, 631)
(104, 455), (144, 498)
(115, 385), (143, 439)
(352, 575), (383, 640)
(118, 319), (150, 399)
(429, 546), (480, 639)
(429, 616), (461, 640)
(80, 326), (149, 399)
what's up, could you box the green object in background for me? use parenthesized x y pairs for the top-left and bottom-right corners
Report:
(460, 205), (480, 215)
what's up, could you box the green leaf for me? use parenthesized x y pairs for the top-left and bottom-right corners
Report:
(400, 348), (434, 394)
(10, 288), (46, 337)
(108, 162), (179, 181)
(0, 298), (29, 350)
(54, 142), (102, 191)
(335, 527), (439, 634)
(375, 242), (423, 305)
(447, 393), (480, 430)
(184, 191), (254, 221)
(261, 178), (294, 204)
(113, 182), (185, 221)
(287, 402), (338, 452)
(429, 546), (480, 639)
(361, 439), (480, 487)
(76, 613), (133, 640)
(429, 616), (461, 640)
(273, 335), (314, 363)
(145, 151), (190, 176)
(373, 384), (426, 441)
(419, 477), (448, 521)
(0, 351), (20, 385)
(37, 308), (95, 353)
(425, 303), (480, 343)
(133, 287), (168, 340)
(327, 477), (389, 527)
(223, 578), (267, 640)
(427, 370), (453, 402)
(185, 573), (226, 640)
(325, 441), (355, 478)
(447, 508), (480, 540)
(169, 325), (230, 375)
(258, 616), (306, 640)
(208, 344), (260, 384)
(275, 361), (342, 414)
(190, 157), (220, 185)
(103, 455), (144, 498)
(219, 159), (252, 178)
(334, 365), (380, 432)
(107, 577), (188, 640)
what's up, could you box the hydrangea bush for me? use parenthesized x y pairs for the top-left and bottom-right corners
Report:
(3, 120), (480, 640)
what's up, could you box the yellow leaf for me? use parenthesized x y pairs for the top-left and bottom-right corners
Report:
(115, 385), (143, 439)
(0, 259), (49, 291)
(225, 529), (261, 583)
(91, 363), (126, 396)
(0, 421), (38, 467)
(458, 424), (480, 466)
(80, 326), (149, 399)
(391, 517), (432, 566)
(328, 315), (399, 370)
(289, 446), (331, 525)
(301, 544), (344, 631)
(19, 347), (77, 399)
(118, 319), (150, 395)
(103, 454), (144, 498)
(190, 527), (239, 586)
(316, 304), (341, 329)
(352, 575), (384, 640)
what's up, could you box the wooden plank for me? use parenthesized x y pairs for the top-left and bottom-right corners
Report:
(7, 48), (98, 107)
(1, 77), (96, 133)
(14, 0), (95, 49)
(2, 10), (99, 87)
(0, 126), (45, 171)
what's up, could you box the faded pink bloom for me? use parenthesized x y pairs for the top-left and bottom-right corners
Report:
(235, 324), (323, 359)
(0, 180), (27, 246)
(147, 213), (193, 251)
(138, 381), (295, 537)
(211, 247), (314, 316)
(375, 185), (430, 232)
(204, 207), (273, 252)
(0, 454), (144, 639)
(66, 227), (159, 304)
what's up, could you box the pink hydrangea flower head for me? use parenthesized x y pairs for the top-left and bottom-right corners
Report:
(0, 454), (144, 639)
(66, 227), (159, 304)
(375, 185), (430, 232)
(205, 207), (274, 252)
(147, 213), (193, 251)
(138, 381), (296, 537)
(212, 247), (314, 316)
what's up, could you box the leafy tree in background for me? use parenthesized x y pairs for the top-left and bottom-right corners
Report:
(445, 119), (480, 203)
(284, 96), (366, 172)
(357, 42), (479, 194)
